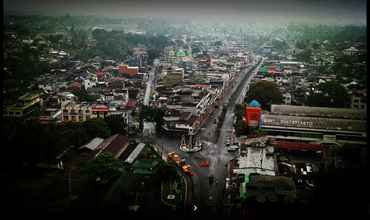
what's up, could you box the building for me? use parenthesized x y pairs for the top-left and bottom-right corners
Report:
(61, 101), (92, 122)
(233, 137), (276, 177)
(260, 104), (367, 145)
(118, 64), (139, 77)
(95, 134), (129, 159)
(143, 121), (156, 138)
(245, 175), (296, 203)
(4, 92), (41, 117)
(343, 46), (359, 56)
(350, 89), (367, 110)
(125, 143), (146, 164)
(91, 104), (109, 119)
(80, 137), (105, 151)
(160, 67), (185, 87)
(245, 100), (262, 128)
(282, 92), (292, 105)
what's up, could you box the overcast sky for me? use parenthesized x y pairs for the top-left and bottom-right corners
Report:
(3, 0), (367, 25)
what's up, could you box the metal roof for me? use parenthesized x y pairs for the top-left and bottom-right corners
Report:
(270, 104), (367, 120)
(234, 145), (276, 177)
(262, 114), (366, 132)
(80, 137), (104, 150)
(125, 143), (146, 164)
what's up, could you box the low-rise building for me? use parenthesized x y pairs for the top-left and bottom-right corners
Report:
(61, 101), (92, 122)
(4, 92), (41, 117)
(350, 89), (367, 110)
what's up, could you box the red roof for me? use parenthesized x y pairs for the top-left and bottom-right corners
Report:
(126, 100), (137, 108)
(96, 70), (104, 78)
(272, 140), (322, 151)
(91, 104), (109, 112)
(118, 64), (138, 76)
(96, 134), (129, 158)
(68, 82), (81, 90)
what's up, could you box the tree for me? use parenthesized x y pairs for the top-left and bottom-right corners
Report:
(104, 115), (126, 135)
(82, 152), (123, 184)
(83, 118), (111, 138)
(234, 104), (247, 136)
(72, 89), (99, 102)
(306, 81), (350, 108)
(157, 163), (178, 182)
(245, 81), (283, 110)
(140, 105), (165, 131)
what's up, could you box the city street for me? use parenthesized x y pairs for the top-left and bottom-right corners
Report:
(153, 56), (264, 215)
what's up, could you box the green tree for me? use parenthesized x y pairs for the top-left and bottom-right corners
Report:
(104, 115), (126, 135)
(140, 105), (165, 130)
(233, 104), (247, 136)
(157, 163), (178, 182)
(245, 81), (283, 110)
(82, 152), (123, 183)
(72, 89), (99, 102)
(83, 118), (111, 138)
(306, 81), (350, 108)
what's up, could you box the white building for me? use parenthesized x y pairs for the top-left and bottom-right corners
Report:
(143, 122), (156, 138)
(351, 90), (367, 110)
(233, 137), (276, 177)
(83, 78), (97, 90)
(283, 92), (292, 105)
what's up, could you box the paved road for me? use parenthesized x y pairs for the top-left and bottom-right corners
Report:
(153, 56), (264, 216)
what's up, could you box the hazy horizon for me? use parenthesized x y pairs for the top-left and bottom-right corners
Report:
(3, 0), (367, 26)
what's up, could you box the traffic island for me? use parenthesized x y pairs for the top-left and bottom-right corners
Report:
(179, 144), (202, 153)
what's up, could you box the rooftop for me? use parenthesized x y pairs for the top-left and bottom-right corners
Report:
(234, 141), (276, 177)
(125, 143), (146, 164)
(96, 134), (129, 159)
(79, 137), (104, 151)
(262, 114), (367, 132)
(270, 104), (367, 120)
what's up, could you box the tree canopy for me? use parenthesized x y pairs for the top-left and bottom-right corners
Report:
(140, 105), (165, 130)
(305, 81), (350, 108)
(245, 81), (283, 110)
(82, 152), (124, 184)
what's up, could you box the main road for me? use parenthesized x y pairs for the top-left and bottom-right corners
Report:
(153, 56), (264, 216)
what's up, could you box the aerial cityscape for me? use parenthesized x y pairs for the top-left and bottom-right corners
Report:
(3, 0), (367, 218)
